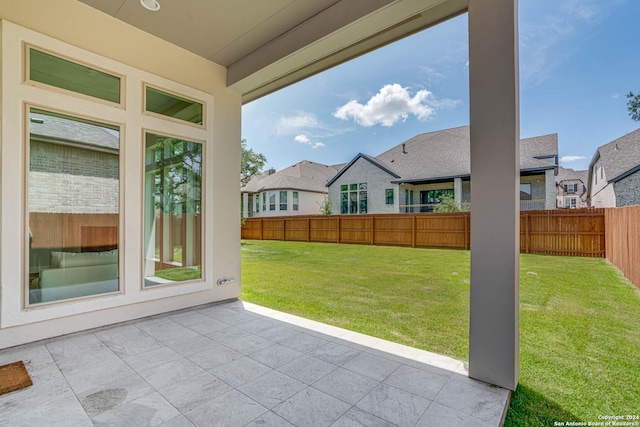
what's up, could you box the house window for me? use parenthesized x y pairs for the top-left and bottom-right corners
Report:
(520, 183), (532, 200)
(269, 192), (276, 211)
(293, 192), (299, 211)
(419, 189), (454, 212)
(144, 133), (202, 286)
(565, 183), (576, 193)
(405, 190), (414, 213)
(145, 85), (203, 125)
(340, 183), (367, 214)
(28, 47), (121, 104)
(27, 108), (120, 304)
(385, 189), (394, 205)
(280, 191), (287, 210)
(255, 195), (259, 213)
(263, 192), (266, 208)
(565, 198), (577, 208)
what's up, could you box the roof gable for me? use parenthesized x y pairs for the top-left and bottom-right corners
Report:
(242, 160), (339, 193)
(326, 153), (401, 187)
(595, 128), (640, 183)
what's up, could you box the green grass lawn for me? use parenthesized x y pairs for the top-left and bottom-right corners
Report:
(241, 240), (640, 426)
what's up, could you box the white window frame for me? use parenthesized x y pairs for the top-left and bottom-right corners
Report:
(1, 22), (214, 328)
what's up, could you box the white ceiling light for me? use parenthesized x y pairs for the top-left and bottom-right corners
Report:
(140, 0), (160, 12)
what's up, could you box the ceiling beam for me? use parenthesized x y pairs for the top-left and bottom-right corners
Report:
(229, 0), (468, 104)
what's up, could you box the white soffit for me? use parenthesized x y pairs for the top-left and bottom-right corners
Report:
(78, 0), (468, 103)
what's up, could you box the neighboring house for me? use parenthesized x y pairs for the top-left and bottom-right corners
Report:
(587, 128), (640, 208)
(241, 160), (340, 217)
(555, 167), (588, 209)
(327, 126), (558, 214)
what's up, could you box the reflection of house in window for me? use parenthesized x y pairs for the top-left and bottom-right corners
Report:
(28, 109), (120, 304)
(520, 183), (532, 200)
(144, 133), (202, 286)
(420, 189), (454, 212)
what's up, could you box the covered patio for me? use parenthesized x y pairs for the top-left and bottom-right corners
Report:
(0, 300), (509, 426)
(1, 0), (521, 424)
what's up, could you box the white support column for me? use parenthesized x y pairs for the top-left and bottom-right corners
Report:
(468, 0), (520, 391)
(545, 169), (556, 210)
(242, 192), (249, 219)
(454, 178), (462, 208)
(393, 183), (401, 213)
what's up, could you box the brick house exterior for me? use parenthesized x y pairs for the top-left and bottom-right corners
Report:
(327, 126), (558, 214)
(588, 128), (640, 207)
(555, 167), (588, 209)
(241, 160), (341, 217)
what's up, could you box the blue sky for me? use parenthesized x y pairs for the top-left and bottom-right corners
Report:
(242, 0), (640, 172)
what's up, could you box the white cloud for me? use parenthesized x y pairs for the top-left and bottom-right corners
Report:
(277, 111), (323, 135)
(294, 134), (310, 144)
(560, 155), (587, 162)
(294, 134), (325, 149)
(419, 66), (444, 84)
(333, 84), (459, 127)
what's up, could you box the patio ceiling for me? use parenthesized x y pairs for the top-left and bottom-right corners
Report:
(78, 0), (468, 102)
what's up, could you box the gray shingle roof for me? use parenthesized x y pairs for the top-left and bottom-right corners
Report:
(29, 112), (119, 150)
(595, 128), (640, 182)
(556, 166), (588, 185)
(336, 125), (558, 184)
(241, 160), (340, 193)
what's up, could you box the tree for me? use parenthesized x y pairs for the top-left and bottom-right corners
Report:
(241, 139), (267, 186)
(318, 195), (333, 215)
(433, 193), (470, 212)
(627, 92), (640, 122)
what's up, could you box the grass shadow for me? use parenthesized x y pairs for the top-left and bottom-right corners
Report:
(505, 383), (581, 426)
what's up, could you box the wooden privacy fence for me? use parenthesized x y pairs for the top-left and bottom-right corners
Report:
(242, 209), (606, 257)
(605, 205), (640, 290)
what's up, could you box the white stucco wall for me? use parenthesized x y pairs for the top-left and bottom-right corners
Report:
(590, 183), (617, 208)
(249, 190), (326, 217)
(0, 2), (242, 348)
(328, 157), (396, 214)
(589, 156), (617, 207)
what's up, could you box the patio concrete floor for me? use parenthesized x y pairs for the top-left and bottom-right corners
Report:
(0, 300), (510, 427)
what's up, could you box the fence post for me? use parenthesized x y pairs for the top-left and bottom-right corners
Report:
(464, 213), (469, 250)
(370, 216), (375, 245)
(337, 216), (341, 244)
(260, 218), (263, 240)
(524, 214), (530, 254)
(412, 215), (416, 248)
(281, 218), (286, 241)
(307, 217), (311, 242)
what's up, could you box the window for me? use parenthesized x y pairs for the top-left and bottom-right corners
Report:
(520, 183), (532, 200)
(385, 189), (394, 205)
(28, 109), (120, 304)
(565, 183), (576, 193)
(28, 47), (121, 104)
(263, 192), (266, 208)
(145, 86), (203, 125)
(279, 191), (287, 210)
(419, 189), (454, 212)
(269, 192), (276, 211)
(293, 192), (299, 211)
(340, 183), (367, 214)
(405, 190), (414, 213)
(144, 132), (202, 286)
(565, 198), (577, 208)
(255, 195), (260, 213)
